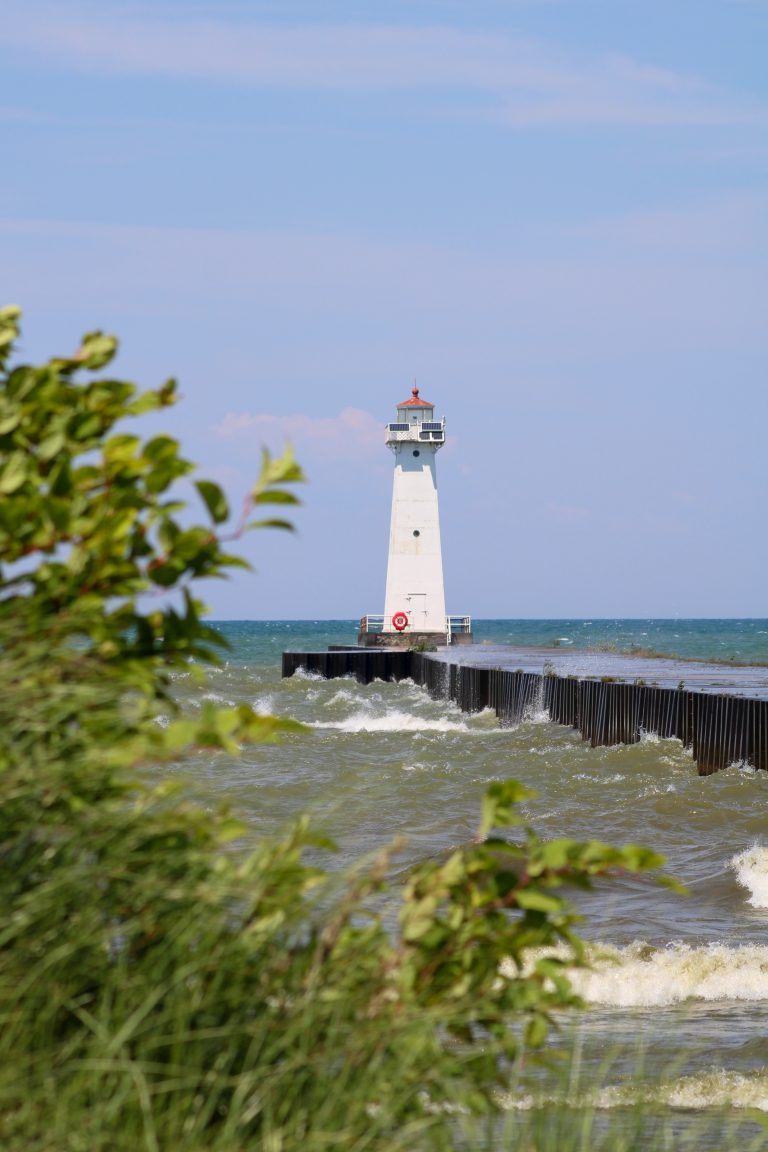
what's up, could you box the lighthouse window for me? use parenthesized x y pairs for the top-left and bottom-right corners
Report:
(413, 450), (420, 457)
(413, 530), (420, 537)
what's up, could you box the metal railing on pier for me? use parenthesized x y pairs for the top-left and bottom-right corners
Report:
(359, 614), (472, 643)
(360, 615), (385, 633)
(446, 616), (472, 641)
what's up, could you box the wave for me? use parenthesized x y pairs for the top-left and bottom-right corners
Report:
(310, 710), (471, 734)
(187, 691), (237, 709)
(504, 1068), (768, 1113)
(291, 667), (332, 682)
(326, 688), (359, 705)
(505, 941), (768, 1007)
(251, 694), (275, 715)
(730, 845), (768, 909)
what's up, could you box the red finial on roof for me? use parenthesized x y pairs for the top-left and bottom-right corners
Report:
(397, 383), (433, 408)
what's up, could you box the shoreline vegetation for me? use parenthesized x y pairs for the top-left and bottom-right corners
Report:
(590, 642), (768, 668)
(2, 308), (762, 1151)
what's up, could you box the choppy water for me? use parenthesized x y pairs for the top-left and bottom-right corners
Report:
(171, 620), (768, 1135)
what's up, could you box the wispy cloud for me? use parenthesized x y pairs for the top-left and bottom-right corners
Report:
(1, 2), (764, 127)
(213, 407), (383, 461)
(1, 192), (764, 369)
(0, 192), (764, 465)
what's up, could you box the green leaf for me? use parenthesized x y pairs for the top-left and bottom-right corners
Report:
(0, 405), (20, 435)
(515, 889), (564, 913)
(247, 517), (295, 532)
(77, 330), (118, 370)
(253, 490), (300, 506)
(0, 451), (29, 494)
(38, 431), (66, 461)
(0, 305), (21, 362)
(196, 480), (230, 524)
(479, 779), (534, 838)
(525, 1014), (549, 1048)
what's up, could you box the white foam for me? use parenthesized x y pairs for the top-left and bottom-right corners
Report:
(502, 1069), (768, 1113)
(190, 691), (236, 709)
(580, 941), (768, 1006)
(639, 728), (660, 744)
(731, 845), (768, 908)
(326, 688), (359, 705)
(572, 773), (627, 784)
(505, 941), (768, 1007)
(310, 710), (470, 734)
(523, 707), (551, 726)
(252, 694), (274, 715)
(640, 783), (678, 797)
(664, 1069), (768, 1112)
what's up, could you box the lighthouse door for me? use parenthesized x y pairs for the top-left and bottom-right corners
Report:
(406, 593), (428, 632)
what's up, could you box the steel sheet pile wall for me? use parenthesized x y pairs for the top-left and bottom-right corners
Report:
(281, 649), (411, 684)
(282, 651), (768, 775)
(690, 693), (767, 776)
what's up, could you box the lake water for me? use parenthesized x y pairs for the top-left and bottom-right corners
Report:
(171, 619), (768, 1140)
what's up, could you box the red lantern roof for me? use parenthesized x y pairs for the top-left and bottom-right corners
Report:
(397, 386), (433, 408)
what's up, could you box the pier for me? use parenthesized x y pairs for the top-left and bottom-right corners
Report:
(281, 646), (768, 776)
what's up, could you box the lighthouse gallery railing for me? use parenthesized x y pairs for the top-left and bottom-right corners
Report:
(385, 418), (445, 444)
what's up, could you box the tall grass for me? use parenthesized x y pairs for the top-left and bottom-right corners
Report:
(0, 309), (719, 1150)
(0, 634), (675, 1152)
(2, 656), (763, 1151)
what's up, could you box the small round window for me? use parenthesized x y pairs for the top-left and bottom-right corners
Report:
(413, 450), (420, 457)
(413, 530), (420, 537)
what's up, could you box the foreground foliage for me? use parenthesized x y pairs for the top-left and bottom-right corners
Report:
(0, 307), (667, 1151)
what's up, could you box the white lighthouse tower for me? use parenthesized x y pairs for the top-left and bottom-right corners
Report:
(359, 387), (472, 647)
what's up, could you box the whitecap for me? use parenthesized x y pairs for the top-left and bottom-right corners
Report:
(252, 695), (274, 715)
(665, 1069), (768, 1111)
(501, 1069), (768, 1113)
(731, 845), (768, 908)
(326, 688), (359, 705)
(504, 941), (768, 1007)
(577, 941), (768, 1006)
(309, 710), (470, 735)
(201, 691), (235, 705)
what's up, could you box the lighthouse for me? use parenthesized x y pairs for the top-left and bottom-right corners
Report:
(359, 387), (472, 647)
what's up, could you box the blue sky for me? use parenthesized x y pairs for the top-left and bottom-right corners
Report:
(1, 1), (766, 619)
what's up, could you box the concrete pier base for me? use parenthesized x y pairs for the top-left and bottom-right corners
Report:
(356, 631), (448, 649)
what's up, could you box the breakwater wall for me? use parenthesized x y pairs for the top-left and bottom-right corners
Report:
(281, 650), (768, 776)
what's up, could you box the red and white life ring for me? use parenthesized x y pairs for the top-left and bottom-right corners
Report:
(392, 611), (409, 632)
